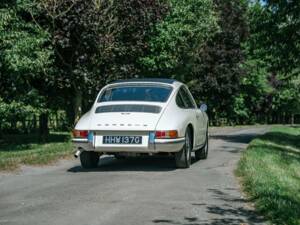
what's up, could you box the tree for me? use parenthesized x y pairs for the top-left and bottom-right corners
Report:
(0, 0), (54, 137)
(260, 0), (300, 77)
(0, 1), (53, 103)
(40, 0), (168, 125)
(189, 0), (249, 123)
(140, 0), (219, 79)
(275, 75), (300, 124)
(234, 56), (273, 124)
(244, 1), (300, 124)
(231, 2), (274, 124)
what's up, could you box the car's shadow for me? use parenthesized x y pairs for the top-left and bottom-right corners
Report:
(67, 155), (185, 172)
(68, 155), (203, 173)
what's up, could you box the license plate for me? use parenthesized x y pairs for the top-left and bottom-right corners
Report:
(102, 136), (142, 144)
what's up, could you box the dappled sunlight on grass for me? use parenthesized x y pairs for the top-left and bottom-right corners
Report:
(259, 127), (300, 150)
(237, 126), (300, 225)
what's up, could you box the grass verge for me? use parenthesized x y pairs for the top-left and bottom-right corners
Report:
(0, 132), (72, 171)
(237, 126), (300, 225)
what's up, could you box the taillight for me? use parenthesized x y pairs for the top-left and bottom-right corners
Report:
(72, 130), (88, 138)
(155, 130), (178, 139)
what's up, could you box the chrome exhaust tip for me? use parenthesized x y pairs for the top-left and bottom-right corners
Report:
(74, 150), (81, 158)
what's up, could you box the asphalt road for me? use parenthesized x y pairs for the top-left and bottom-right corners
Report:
(0, 126), (268, 225)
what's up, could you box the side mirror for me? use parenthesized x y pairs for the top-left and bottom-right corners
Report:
(200, 103), (207, 112)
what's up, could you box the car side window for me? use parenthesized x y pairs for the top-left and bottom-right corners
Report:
(176, 90), (186, 108)
(176, 87), (195, 109)
(183, 87), (197, 108)
(180, 87), (196, 109)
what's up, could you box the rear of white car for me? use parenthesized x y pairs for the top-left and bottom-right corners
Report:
(73, 80), (185, 158)
(72, 79), (208, 168)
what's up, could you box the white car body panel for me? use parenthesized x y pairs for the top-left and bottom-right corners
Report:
(73, 79), (208, 154)
(86, 102), (166, 131)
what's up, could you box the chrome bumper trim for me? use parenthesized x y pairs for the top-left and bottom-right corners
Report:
(72, 138), (185, 153)
(154, 138), (185, 144)
(72, 138), (88, 143)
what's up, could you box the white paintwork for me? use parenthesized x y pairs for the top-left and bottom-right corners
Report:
(73, 80), (208, 153)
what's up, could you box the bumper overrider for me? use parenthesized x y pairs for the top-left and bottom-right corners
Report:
(72, 136), (185, 153)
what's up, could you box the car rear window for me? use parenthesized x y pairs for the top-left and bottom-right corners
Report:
(98, 85), (173, 103)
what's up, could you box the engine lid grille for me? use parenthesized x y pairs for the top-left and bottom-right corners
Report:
(95, 104), (162, 114)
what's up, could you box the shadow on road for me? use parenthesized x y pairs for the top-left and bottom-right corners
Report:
(152, 188), (265, 225)
(210, 133), (260, 144)
(203, 187), (265, 224)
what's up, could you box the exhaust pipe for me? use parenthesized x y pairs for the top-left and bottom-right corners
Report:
(74, 150), (82, 158)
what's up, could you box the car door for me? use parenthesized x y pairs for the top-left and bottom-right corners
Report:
(181, 86), (206, 147)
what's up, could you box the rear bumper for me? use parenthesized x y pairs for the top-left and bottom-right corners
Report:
(72, 137), (185, 153)
(153, 138), (185, 152)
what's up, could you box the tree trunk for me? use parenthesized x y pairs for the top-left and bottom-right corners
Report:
(22, 119), (26, 134)
(73, 90), (82, 125)
(39, 112), (49, 142)
(291, 114), (294, 125)
(282, 112), (285, 124)
(0, 122), (2, 140)
(55, 112), (58, 130)
(33, 115), (37, 131)
(66, 89), (83, 128)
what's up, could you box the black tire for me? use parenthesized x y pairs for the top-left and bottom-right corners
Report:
(114, 153), (126, 160)
(175, 129), (192, 168)
(80, 151), (99, 169)
(195, 131), (208, 160)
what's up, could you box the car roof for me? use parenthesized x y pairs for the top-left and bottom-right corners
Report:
(111, 78), (180, 85)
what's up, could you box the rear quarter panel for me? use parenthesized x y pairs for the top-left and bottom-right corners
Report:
(155, 94), (197, 139)
(74, 110), (92, 130)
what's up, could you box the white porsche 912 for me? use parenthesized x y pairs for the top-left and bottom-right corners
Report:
(72, 79), (209, 169)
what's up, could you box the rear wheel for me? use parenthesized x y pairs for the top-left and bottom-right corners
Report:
(175, 129), (192, 168)
(80, 151), (99, 169)
(195, 131), (208, 160)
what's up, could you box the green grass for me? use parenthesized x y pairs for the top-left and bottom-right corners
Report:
(237, 126), (300, 225)
(0, 132), (72, 171)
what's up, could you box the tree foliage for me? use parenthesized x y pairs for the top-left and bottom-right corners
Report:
(140, 0), (219, 79)
(239, 1), (300, 123)
(40, 0), (168, 123)
(0, 1), (53, 106)
(260, 0), (300, 76)
(0, 0), (299, 133)
(190, 0), (249, 121)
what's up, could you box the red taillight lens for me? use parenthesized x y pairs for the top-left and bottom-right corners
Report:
(72, 130), (88, 138)
(155, 130), (178, 139)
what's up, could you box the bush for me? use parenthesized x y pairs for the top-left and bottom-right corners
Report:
(0, 98), (38, 133)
